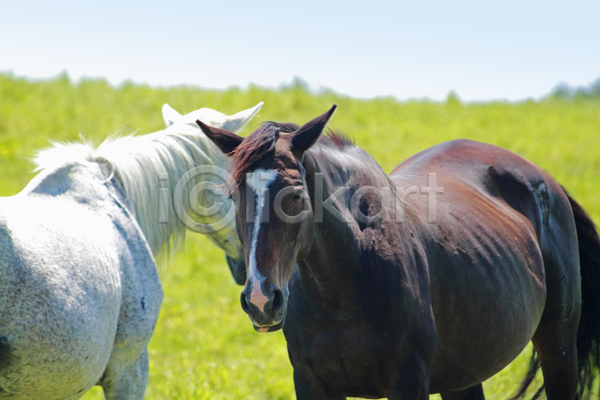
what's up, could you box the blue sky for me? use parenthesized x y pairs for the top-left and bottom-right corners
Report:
(1, 0), (598, 101)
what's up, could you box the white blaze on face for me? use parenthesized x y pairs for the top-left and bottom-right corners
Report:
(246, 169), (277, 313)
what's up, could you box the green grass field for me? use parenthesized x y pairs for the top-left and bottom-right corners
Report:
(1, 73), (599, 399)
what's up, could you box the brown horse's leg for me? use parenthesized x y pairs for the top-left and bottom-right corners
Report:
(531, 318), (579, 400)
(387, 352), (431, 400)
(440, 384), (485, 400)
(530, 252), (579, 400)
(293, 366), (345, 400)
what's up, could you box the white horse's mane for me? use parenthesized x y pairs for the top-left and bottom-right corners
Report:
(33, 123), (229, 258)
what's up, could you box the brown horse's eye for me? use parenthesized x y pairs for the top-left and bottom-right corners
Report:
(291, 192), (303, 202)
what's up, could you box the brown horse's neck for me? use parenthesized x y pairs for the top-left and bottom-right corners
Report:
(296, 153), (358, 313)
(298, 149), (417, 314)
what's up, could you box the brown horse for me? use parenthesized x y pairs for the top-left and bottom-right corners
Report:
(198, 106), (600, 399)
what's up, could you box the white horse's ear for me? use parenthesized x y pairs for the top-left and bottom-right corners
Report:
(221, 102), (264, 133)
(162, 104), (182, 127)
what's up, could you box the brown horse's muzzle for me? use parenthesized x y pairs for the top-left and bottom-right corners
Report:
(240, 278), (288, 332)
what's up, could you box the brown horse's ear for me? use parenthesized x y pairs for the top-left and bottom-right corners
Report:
(290, 104), (337, 155)
(196, 119), (244, 155)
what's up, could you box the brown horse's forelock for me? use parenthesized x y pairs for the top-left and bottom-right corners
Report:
(229, 122), (298, 186)
(228, 121), (354, 191)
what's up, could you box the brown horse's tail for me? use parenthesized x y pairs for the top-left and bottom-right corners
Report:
(512, 189), (600, 400)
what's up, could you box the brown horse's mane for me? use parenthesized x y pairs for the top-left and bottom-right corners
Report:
(230, 121), (353, 184)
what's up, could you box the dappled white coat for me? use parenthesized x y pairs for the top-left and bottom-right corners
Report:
(0, 102), (262, 399)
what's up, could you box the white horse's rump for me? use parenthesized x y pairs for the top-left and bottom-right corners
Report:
(0, 103), (261, 399)
(0, 162), (157, 399)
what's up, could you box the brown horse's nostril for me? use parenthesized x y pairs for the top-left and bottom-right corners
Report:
(240, 291), (251, 314)
(272, 288), (284, 313)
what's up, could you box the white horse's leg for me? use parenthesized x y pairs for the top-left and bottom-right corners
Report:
(101, 348), (149, 400)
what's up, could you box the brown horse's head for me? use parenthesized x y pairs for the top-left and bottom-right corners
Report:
(198, 105), (336, 331)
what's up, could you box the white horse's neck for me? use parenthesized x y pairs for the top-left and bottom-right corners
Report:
(32, 124), (233, 258)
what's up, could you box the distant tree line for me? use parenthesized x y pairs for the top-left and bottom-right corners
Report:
(549, 77), (600, 100)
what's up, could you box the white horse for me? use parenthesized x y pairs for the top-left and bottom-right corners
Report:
(0, 102), (261, 399)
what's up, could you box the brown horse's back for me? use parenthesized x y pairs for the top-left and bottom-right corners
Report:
(389, 139), (579, 392)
